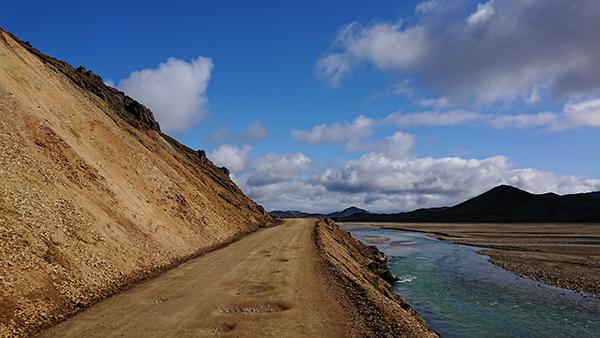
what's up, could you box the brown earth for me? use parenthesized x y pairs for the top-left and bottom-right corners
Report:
(315, 219), (437, 338)
(344, 222), (600, 297)
(36, 218), (436, 337)
(0, 28), (271, 337)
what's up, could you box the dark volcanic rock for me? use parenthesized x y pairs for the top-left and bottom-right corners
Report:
(366, 245), (398, 285)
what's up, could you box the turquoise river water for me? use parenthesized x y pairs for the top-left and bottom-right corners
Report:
(345, 226), (600, 338)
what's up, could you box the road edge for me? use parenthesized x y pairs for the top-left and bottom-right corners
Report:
(30, 219), (280, 337)
(313, 218), (438, 337)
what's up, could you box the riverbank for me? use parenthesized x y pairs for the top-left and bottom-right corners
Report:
(342, 222), (600, 297)
(345, 225), (600, 337)
(314, 219), (437, 337)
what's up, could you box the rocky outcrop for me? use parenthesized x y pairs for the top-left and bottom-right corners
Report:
(1, 28), (160, 131)
(313, 219), (437, 338)
(365, 247), (398, 286)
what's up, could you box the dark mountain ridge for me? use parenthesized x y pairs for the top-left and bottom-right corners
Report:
(340, 185), (600, 223)
(270, 206), (369, 219)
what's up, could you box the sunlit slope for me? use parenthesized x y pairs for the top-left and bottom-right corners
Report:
(0, 28), (271, 337)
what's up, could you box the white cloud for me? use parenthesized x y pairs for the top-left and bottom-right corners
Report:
(118, 56), (213, 133)
(318, 1), (600, 105)
(563, 97), (600, 128)
(418, 97), (450, 108)
(239, 121), (269, 143)
(316, 154), (510, 196)
(364, 131), (415, 160)
(490, 112), (559, 129)
(315, 53), (353, 87)
(378, 97), (600, 130)
(337, 22), (427, 71)
(383, 110), (484, 127)
(291, 115), (374, 150)
(247, 152), (312, 186)
(416, 0), (450, 14)
(467, 1), (495, 25)
(490, 97), (600, 130)
(391, 79), (415, 96)
(313, 153), (600, 210)
(234, 114), (600, 213)
(238, 148), (600, 213)
(209, 144), (251, 174)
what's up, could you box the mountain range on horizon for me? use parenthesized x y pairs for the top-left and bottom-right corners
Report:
(271, 185), (600, 223)
(270, 206), (369, 219)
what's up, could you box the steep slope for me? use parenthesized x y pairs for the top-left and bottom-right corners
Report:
(341, 185), (600, 223)
(0, 28), (271, 337)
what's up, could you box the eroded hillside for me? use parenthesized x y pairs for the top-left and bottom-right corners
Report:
(0, 28), (271, 337)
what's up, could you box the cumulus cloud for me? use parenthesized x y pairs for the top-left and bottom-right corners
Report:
(239, 149), (600, 213)
(362, 131), (415, 160)
(311, 153), (600, 211)
(209, 144), (250, 174)
(233, 116), (600, 212)
(317, 0), (600, 105)
(291, 115), (374, 150)
(118, 56), (213, 133)
(247, 152), (312, 186)
(315, 154), (509, 195)
(239, 121), (269, 143)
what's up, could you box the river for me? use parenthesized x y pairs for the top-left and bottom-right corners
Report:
(345, 226), (600, 338)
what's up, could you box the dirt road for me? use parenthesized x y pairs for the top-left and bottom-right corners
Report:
(39, 219), (349, 337)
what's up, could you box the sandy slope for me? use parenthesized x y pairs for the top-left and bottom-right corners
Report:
(39, 219), (349, 337)
(0, 28), (270, 337)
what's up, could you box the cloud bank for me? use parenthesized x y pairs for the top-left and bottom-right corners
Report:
(212, 134), (600, 213)
(238, 150), (600, 214)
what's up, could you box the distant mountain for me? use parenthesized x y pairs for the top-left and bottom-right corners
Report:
(270, 206), (368, 219)
(339, 185), (600, 223)
(269, 210), (321, 218)
(328, 206), (369, 218)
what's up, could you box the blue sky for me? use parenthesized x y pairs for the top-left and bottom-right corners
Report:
(3, 0), (599, 212)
